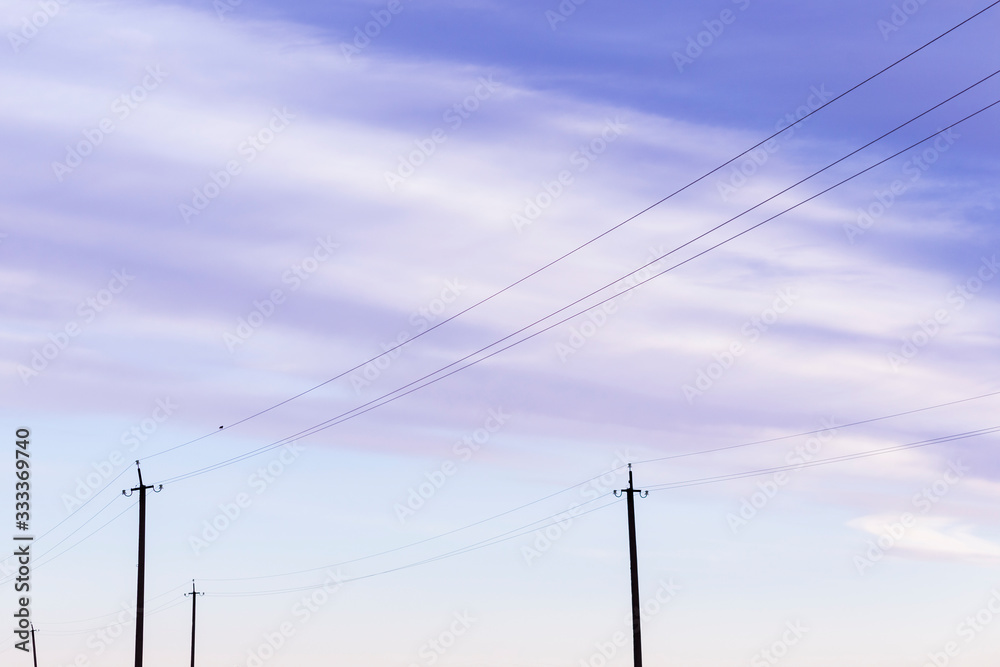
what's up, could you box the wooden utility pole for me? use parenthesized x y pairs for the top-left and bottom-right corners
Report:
(615, 464), (647, 667)
(185, 580), (205, 667)
(29, 623), (38, 667)
(123, 462), (161, 667)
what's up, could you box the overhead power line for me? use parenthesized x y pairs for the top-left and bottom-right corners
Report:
(204, 497), (620, 596)
(644, 425), (1000, 491)
(634, 388), (1000, 465)
(191, 424), (996, 596)
(143, 0), (1000, 464)
(13, 387), (996, 582)
(16, 389), (996, 596)
(160, 95), (1000, 487)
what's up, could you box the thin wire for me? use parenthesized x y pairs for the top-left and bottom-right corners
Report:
(197, 422), (999, 595)
(200, 388), (1000, 583)
(143, 0), (1000, 463)
(206, 498), (621, 597)
(35, 581), (190, 627)
(29, 494), (122, 560)
(0, 466), (131, 566)
(163, 97), (1000, 486)
(0, 496), (134, 586)
(29, 500), (138, 573)
(645, 426), (1000, 491)
(634, 389), (1000, 465)
(38, 596), (188, 636)
(200, 467), (619, 581)
(215, 426), (995, 594)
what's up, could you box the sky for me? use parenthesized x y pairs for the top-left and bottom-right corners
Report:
(2, 0), (1000, 666)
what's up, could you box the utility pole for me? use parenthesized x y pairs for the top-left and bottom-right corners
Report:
(29, 623), (38, 667)
(123, 462), (161, 667)
(185, 580), (205, 667)
(615, 464), (647, 667)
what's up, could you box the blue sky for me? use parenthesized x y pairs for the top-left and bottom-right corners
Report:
(2, 1), (1000, 666)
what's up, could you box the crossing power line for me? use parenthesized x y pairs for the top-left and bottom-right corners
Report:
(180, 423), (997, 596)
(6, 387), (997, 589)
(141, 0), (1000, 466)
(159, 95), (1000, 487)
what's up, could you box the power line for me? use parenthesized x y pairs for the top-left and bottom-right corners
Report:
(18, 388), (995, 599)
(12, 388), (996, 582)
(0, 467), (131, 568)
(204, 498), (621, 597)
(161, 95), (1000, 486)
(190, 389), (999, 585)
(644, 425), (1000, 491)
(29, 501), (134, 569)
(204, 494), (613, 587)
(195, 424), (995, 596)
(143, 0), (1000, 464)
(33, 582), (190, 629)
(633, 389), (1000, 465)
(199, 468), (621, 582)
(0, 498), (136, 586)
(35, 596), (188, 638)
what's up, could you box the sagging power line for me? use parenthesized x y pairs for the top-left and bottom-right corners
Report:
(142, 0), (1000, 467)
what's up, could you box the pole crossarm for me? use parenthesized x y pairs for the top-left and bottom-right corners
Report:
(122, 461), (162, 667)
(186, 580), (205, 667)
(614, 463), (647, 667)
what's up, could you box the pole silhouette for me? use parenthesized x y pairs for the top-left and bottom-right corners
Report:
(185, 580), (205, 667)
(29, 623), (38, 667)
(615, 464), (647, 667)
(123, 462), (161, 667)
